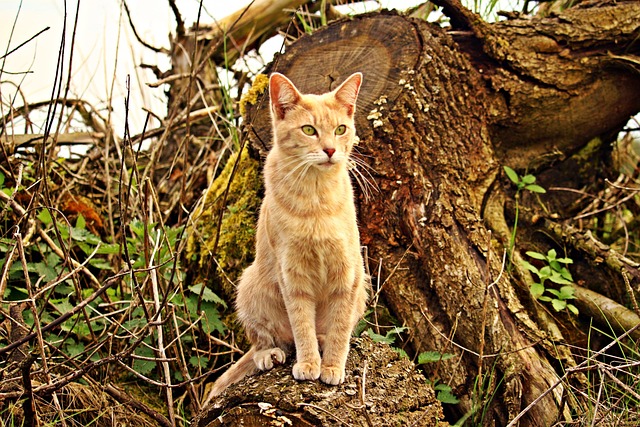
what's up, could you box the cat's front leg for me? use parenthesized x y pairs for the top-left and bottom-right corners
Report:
(281, 278), (322, 381)
(320, 267), (366, 385)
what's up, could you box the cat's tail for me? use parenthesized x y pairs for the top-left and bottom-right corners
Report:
(202, 347), (257, 407)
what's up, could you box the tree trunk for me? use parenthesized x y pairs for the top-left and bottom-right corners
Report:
(235, 2), (640, 425)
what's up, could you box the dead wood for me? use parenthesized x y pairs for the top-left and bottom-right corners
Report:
(194, 337), (446, 427)
(229, 3), (640, 425)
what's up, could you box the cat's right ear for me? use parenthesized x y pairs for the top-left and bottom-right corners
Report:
(269, 73), (301, 120)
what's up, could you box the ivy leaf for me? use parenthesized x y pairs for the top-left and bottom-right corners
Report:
(503, 166), (520, 184)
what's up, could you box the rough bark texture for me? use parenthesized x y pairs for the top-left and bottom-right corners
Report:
(194, 337), (446, 427)
(236, 3), (639, 425)
(191, 2), (640, 425)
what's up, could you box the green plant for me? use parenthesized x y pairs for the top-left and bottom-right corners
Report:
(503, 166), (546, 260)
(417, 351), (460, 404)
(522, 249), (579, 314)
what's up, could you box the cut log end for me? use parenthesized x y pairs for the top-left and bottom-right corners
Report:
(244, 13), (422, 151)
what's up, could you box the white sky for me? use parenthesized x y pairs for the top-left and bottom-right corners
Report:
(0, 0), (473, 135)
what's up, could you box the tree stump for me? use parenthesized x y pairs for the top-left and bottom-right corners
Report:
(194, 337), (446, 427)
(235, 4), (640, 425)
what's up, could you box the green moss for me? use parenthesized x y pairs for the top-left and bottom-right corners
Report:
(239, 73), (269, 117)
(186, 147), (262, 296)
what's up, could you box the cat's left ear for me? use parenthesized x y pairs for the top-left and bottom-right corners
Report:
(333, 72), (363, 117)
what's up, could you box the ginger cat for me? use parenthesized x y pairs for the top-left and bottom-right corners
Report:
(206, 72), (369, 400)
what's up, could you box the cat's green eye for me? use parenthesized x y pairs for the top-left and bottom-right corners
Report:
(301, 125), (317, 136)
(335, 125), (347, 135)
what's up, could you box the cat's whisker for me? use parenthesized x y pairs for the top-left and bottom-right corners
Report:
(348, 155), (379, 201)
(279, 156), (316, 191)
(349, 167), (375, 201)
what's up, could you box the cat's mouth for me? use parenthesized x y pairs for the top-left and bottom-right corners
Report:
(318, 159), (338, 168)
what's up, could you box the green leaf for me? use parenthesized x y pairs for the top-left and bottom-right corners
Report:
(538, 296), (552, 302)
(367, 328), (396, 345)
(548, 272), (573, 285)
(437, 389), (460, 404)
(70, 226), (93, 242)
(189, 355), (209, 369)
(66, 341), (85, 358)
(51, 298), (74, 315)
(393, 347), (409, 359)
(188, 284), (227, 308)
(0, 171), (4, 188)
(133, 345), (156, 376)
(201, 301), (226, 335)
(558, 286), (575, 300)
(567, 304), (579, 315)
(530, 282), (545, 299)
(559, 267), (573, 281)
(76, 214), (86, 230)
(520, 260), (539, 275)
(551, 299), (567, 311)
(387, 326), (409, 337)
(38, 209), (53, 225)
(539, 266), (552, 279)
(418, 351), (455, 364)
(89, 259), (113, 270)
(547, 288), (561, 298)
(525, 251), (546, 261)
(31, 261), (59, 282)
(556, 257), (573, 264)
(503, 166), (520, 184)
(521, 174), (536, 184)
(525, 184), (546, 193)
(547, 249), (557, 260)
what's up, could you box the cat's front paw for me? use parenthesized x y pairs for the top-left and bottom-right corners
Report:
(320, 365), (345, 385)
(292, 360), (321, 381)
(254, 348), (286, 371)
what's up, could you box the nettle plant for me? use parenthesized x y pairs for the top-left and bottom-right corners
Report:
(521, 249), (579, 315)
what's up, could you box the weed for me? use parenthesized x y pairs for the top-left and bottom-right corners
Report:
(521, 249), (579, 314)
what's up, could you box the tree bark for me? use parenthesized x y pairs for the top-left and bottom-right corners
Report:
(194, 337), (445, 427)
(235, 2), (640, 425)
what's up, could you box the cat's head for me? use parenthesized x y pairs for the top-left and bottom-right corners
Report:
(268, 72), (362, 170)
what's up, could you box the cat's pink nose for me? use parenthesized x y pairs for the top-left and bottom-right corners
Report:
(323, 148), (336, 158)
